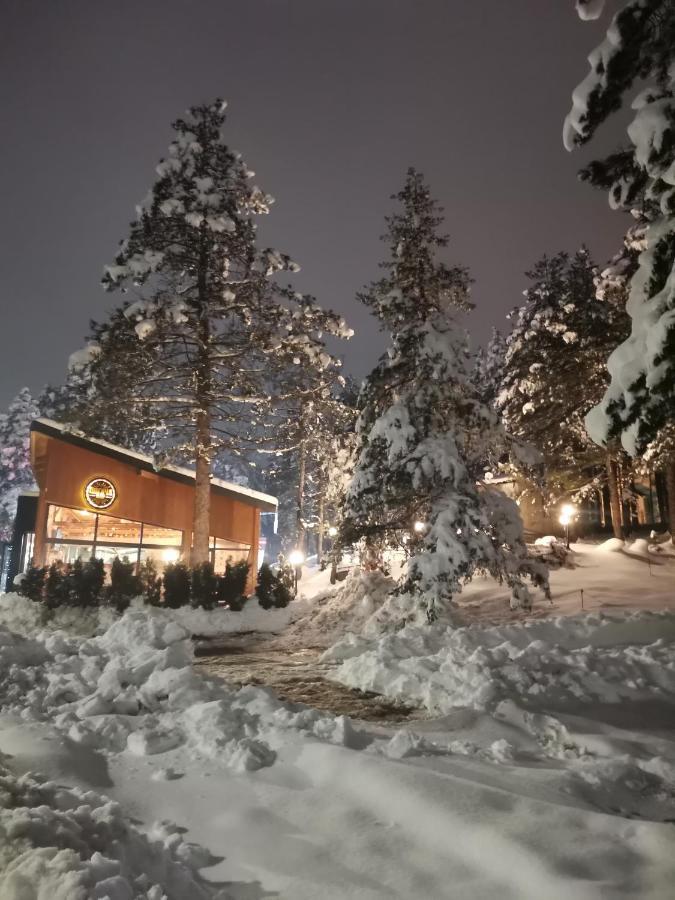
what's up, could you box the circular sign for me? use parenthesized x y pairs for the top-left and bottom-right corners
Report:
(84, 477), (117, 510)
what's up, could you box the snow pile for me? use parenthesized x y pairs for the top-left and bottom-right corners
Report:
(0, 591), (307, 642)
(325, 610), (675, 714)
(0, 605), (367, 773)
(0, 763), (220, 899)
(170, 594), (310, 637)
(0, 592), (118, 638)
(272, 569), (397, 649)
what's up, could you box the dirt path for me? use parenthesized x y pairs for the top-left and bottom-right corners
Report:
(194, 635), (418, 723)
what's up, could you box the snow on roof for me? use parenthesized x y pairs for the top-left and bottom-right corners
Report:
(31, 418), (277, 510)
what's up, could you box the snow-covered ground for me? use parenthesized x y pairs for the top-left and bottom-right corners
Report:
(0, 540), (674, 898)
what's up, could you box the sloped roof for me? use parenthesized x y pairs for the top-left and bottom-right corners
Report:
(30, 419), (277, 511)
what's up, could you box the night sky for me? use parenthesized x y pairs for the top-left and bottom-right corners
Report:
(0, 1), (628, 408)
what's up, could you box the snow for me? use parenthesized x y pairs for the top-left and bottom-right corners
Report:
(1, 547), (675, 897)
(0, 762), (215, 900)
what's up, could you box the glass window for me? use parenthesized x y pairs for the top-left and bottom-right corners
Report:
(94, 545), (139, 567)
(212, 539), (251, 572)
(45, 543), (93, 567)
(95, 514), (142, 545)
(139, 547), (181, 568)
(47, 505), (96, 541)
(141, 523), (183, 547)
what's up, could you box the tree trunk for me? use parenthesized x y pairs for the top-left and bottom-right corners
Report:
(666, 460), (675, 544)
(606, 453), (624, 540)
(192, 238), (212, 565)
(192, 408), (212, 564)
(295, 404), (307, 553)
(317, 493), (325, 559)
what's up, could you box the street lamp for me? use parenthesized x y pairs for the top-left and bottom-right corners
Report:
(288, 549), (305, 596)
(413, 520), (427, 534)
(559, 504), (575, 549)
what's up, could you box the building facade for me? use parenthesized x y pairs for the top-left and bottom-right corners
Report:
(8, 419), (276, 592)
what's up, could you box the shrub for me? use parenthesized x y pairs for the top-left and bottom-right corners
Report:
(256, 562), (293, 609)
(139, 558), (162, 606)
(163, 561), (191, 608)
(73, 557), (105, 608)
(191, 561), (219, 610)
(105, 557), (141, 613)
(16, 566), (47, 602)
(218, 560), (250, 611)
(45, 561), (69, 610)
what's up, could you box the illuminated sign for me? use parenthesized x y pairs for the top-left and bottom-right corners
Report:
(84, 477), (117, 510)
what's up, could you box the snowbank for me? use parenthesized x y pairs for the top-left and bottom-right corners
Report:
(272, 569), (398, 649)
(325, 610), (675, 714)
(0, 604), (367, 774)
(0, 592), (118, 638)
(0, 763), (218, 900)
(0, 591), (309, 641)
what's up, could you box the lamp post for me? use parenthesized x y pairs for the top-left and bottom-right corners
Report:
(559, 504), (575, 549)
(288, 549), (305, 596)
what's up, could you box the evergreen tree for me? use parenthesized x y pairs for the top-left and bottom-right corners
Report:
(474, 328), (507, 409)
(0, 388), (40, 540)
(342, 169), (548, 617)
(263, 375), (357, 554)
(77, 101), (349, 563)
(565, 2), (675, 459)
(496, 249), (630, 535)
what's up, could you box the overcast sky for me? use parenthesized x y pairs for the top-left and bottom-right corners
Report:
(0, 1), (627, 408)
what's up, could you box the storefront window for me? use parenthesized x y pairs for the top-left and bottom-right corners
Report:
(95, 515), (142, 544)
(46, 543), (94, 567)
(210, 537), (251, 571)
(141, 523), (183, 546)
(47, 506), (96, 541)
(94, 545), (139, 566)
(44, 504), (183, 573)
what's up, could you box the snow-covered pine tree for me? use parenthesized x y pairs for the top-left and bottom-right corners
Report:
(342, 169), (548, 617)
(262, 374), (356, 554)
(0, 388), (40, 540)
(565, 2), (675, 462)
(474, 328), (508, 408)
(496, 249), (630, 535)
(81, 100), (350, 563)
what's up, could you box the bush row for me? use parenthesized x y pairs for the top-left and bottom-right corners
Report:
(16, 558), (293, 613)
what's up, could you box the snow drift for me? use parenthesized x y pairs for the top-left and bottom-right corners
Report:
(0, 602), (367, 774)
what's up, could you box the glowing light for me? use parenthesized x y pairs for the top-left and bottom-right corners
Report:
(559, 503), (576, 526)
(413, 521), (426, 534)
(328, 526), (338, 538)
(163, 548), (180, 563)
(288, 550), (305, 567)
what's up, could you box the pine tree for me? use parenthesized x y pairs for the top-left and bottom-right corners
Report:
(474, 328), (507, 408)
(78, 101), (349, 563)
(342, 169), (548, 617)
(0, 388), (40, 540)
(496, 249), (630, 535)
(565, 2), (675, 458)
(263, 376), (357, 554)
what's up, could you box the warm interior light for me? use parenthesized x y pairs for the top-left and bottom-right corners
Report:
(163, 548), (180, 563)
(288, 550), (305, 567)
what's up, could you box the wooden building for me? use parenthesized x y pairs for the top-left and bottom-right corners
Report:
(16, 419), (276, 592)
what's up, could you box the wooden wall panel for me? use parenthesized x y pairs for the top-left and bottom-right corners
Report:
(32, 433), (266, 554)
